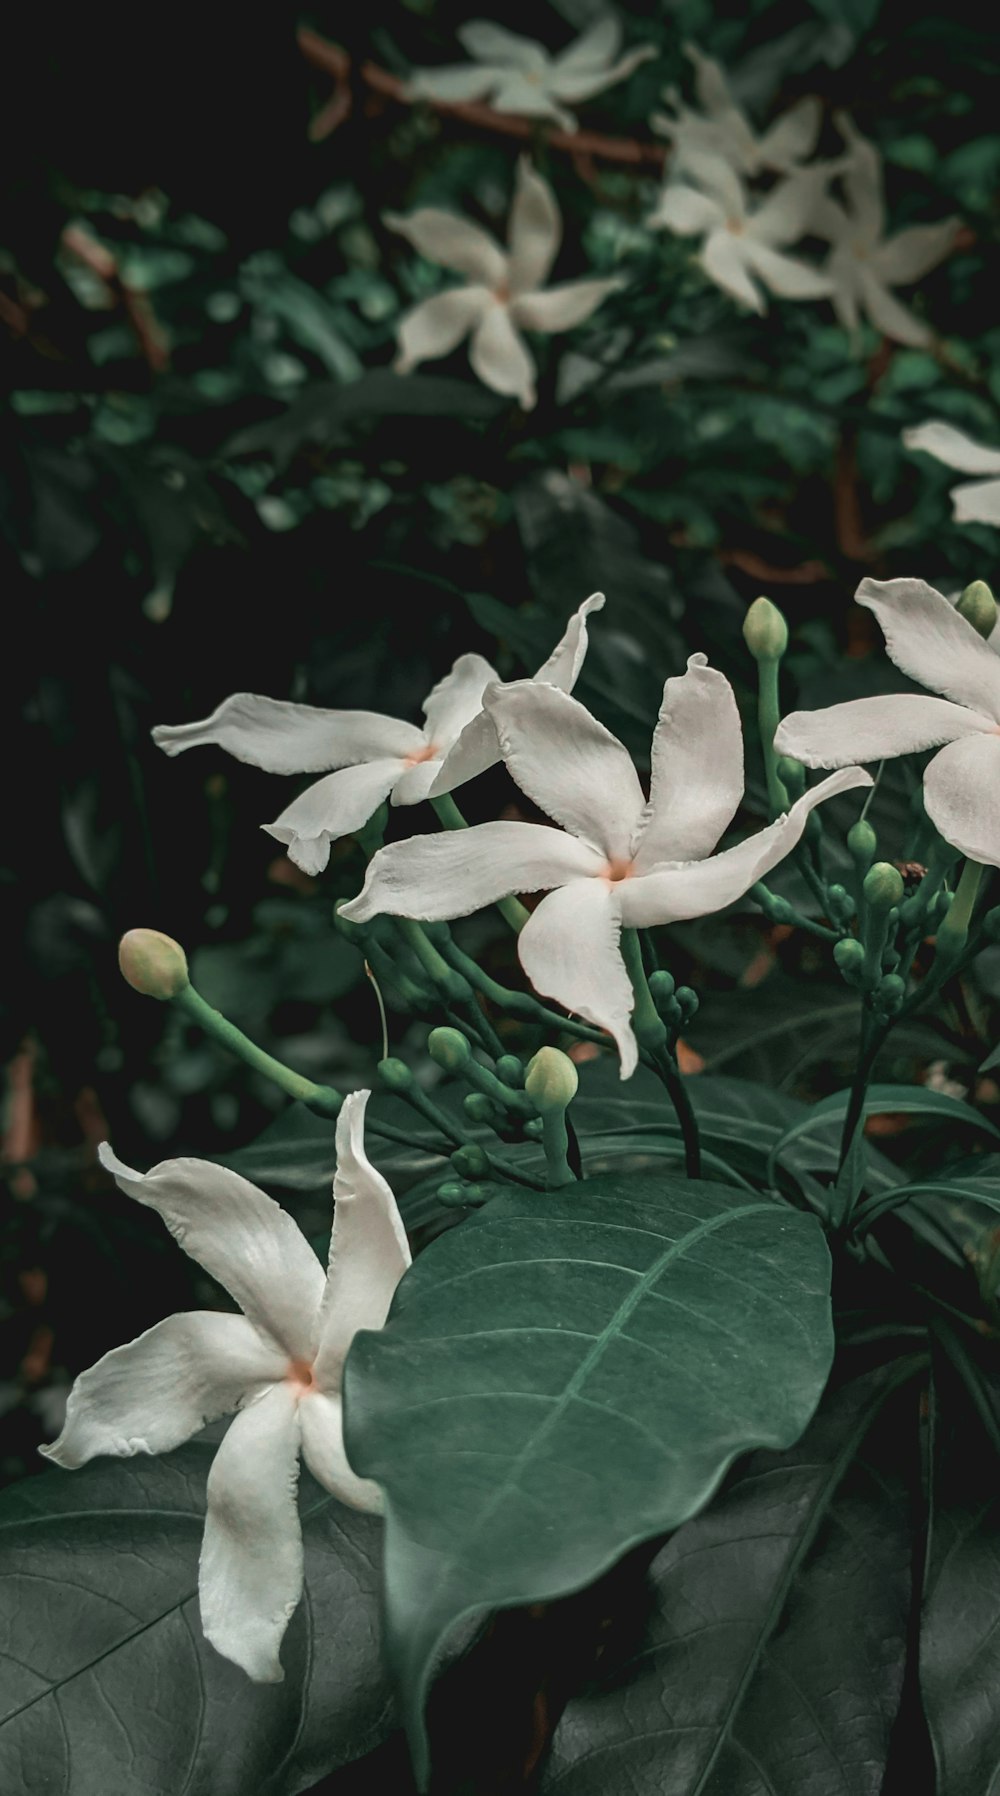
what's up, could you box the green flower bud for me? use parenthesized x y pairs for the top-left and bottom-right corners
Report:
(753, 885), (794, 924)
(525, 1047), (579, 1114)
(463, 1091), (497, 1124)
(826, 884), (855, 926)
(648, 969), (676, 1002)
(875, 973), (907, 1014)
(775, 756), (805, 802)
(451, 1142), (490, 1179)
(437, 1181), (469, 1208)
(847, 819), (877, 868)
(834, 938), (866, 983)
(675, 986), (699, 1022)
(863, 862), (904, 910)
(427, 1027), (472, 1073)
(495, 1055), (525, 1088)
(956, 580), (998, 641)
(118, 929), (189, 1000)
(743, 596), (788, 662)
(524, 1117), (545, 1139)
(377, 1056), (413, 1093)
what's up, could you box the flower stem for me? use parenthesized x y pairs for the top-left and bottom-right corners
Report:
(620, 928), (701, 1178)
(431, 793), (530, 932)
(935, 857), (987, 966)
(757, 658), (788, 818)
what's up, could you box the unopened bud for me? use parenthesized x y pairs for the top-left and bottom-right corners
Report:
(875, 973), (907, 1014)
(827, 884), (854, 926)
(463, 1092), (497, 1124)
(776, 756), (805, 801)
(377, 1056), (413, 1093)
(956, 580), (997, 641)
(451, 1142), (490, 1179)
(675, 986), (699, 1022)
(525, 1046), (578, 1114)
(834, 938), (866, 983)
(427, 1027), (472, 1073)
(863, 862), (904, 910)
(118, 929), (189, 1000)
(495, 1054), (525, 1088)
(847, 819), (877, 867)
(743, 596), (788, 662)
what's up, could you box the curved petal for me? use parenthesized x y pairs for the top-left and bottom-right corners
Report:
(647, 183), (724, 236)
(741, 239), (833, 301)
(422, 651), (498, 747)
(856, 264), (930, 347)
(756, 98), (821, 170)
(550, 45), (656, 102)
(390, 757), (446, 807)
(152, 695), (420, 774)
(836, 114), (884, 246)
(340, 821), (603, 924)
(686, 44), (736, 119)
(98, 1143), (325, 1363)
(300, 1390), (382, 1513)
(952, 477), (1000, 527)
(619, 768), (872, 927)
(313, 1090), (410, 1392)
(488, 74), (574, 129)
(750, 169), (832, 248)
(775, 693), (992, 769)
(263, 760), (402, 875)
(200, 1383), (302, 1683)
(507, 159), (562, 295)
(875, 220), (958, 285)
(385, 208), (506, 287)
(469, 305), (537, 407)
(856, 576), (1000, 722)
(484, 680), (645, 861)
(532, 591), (606, 691)
(633, 655), (744, 869)
(40, 1312), (284, 1469)
(510, 277), (621, 335)
(395, 287), (493, 374)
(554, 16), (621, 73)
(518, 880), (637, 1079)
(903, 422), (1000, 478)
(924, 736), (1000, 868)
(701, 231), (765, 313)
(458, 22), (547, 71)
(407, 65), (499, 104)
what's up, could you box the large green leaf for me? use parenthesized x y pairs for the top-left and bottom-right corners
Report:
(343, 1173), (835, 1786)
(0, 1441), (392, 1796)
(768, 1083), (1000, 1185)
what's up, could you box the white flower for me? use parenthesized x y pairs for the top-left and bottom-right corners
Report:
(406, 16), (655, 133)
(153, 594), (603, 875)
(903, 421), (1000, 527)
(776, 576), (1000, 868)
(656, 43), (821, 177)
(647, 150), (833, 314)
(40, 1091), (410, 1683)
(387, 159), (621, 409)
(815, 115), (958, 347)
(342, 658), (869, 1077)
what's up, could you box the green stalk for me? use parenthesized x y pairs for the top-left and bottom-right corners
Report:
(935, 857), (986, 965)
(620, 928), (701, 1178)
(431, 793), (530, 932)
(757, 658), (789, 818)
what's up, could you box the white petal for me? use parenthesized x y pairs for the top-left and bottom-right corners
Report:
(836, 114), (884, 246)
(554, 16), (621, 73)
(98, 1143), (325, 1363)
(340, 821), (604, 924)
(422, 651), (499, 748)
(313, 1090), (410, 1392)
(686, 45), (735, 119)
(952, 477), (1000, 527)
(458, 22), (547, 71)
(484, 680), (645, 860)
(263, 760), (403, 875)
(519, 881), (637, 1078)
(857, 576), (1000, 722)
(619, 768), (872, 927)
(775, 694), (993, 768)
(300, 1391), (382, 1514)
(395, 287), (493, 374)
(385, 208), (506, 287)
(152, 694), (421, 774)
(390, 757), (446, 807)
(407, 65), (499, 104)
(199, 1384), (303, 1683)
(633, 655), (744, 869)
(489, 75), (573, 130)
(756, 99), (821, 170)
(903, 422), (1000, 478)
(469, 305), (537, 407)
(874, 220), (959, 285)
(856, 264), (930, 347)
(549, 47), (656, 103)
(40, 1312), (284, 1469)
(924, 736), (1000, 867)
(647, 183), (724, 236)
(750, 168), (832, 249)
(701, 231), (765, 313)
(510, 277), (621, 335)
(507, 159), (562, 295)
(741, 239), (833, 301)
(532, 591), (606, 691)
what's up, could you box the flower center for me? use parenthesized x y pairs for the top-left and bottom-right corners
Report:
(287, 1359), (317, 1398)
(403, 742), (440, 768)
(602, 856), (635, 883)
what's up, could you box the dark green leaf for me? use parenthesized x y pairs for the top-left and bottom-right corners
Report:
(768, 1084), (1000, 1184)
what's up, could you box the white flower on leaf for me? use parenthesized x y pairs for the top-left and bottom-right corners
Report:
(656, 43), (821, 178)
(153, 594), (603, 875)
(387, 159), (621, 409)
(776, 577), (1000, 868)
(41, 1091), (409, 1683)
(815, 115), (959, 347)
(342, 658), (869, 1077)
(406, 16), (656, 133)
(647, 150), (833, 315)
(903, 421), (1000, 527)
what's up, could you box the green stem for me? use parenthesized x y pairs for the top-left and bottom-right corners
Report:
(758, 658), (788, 818)
(431, 793), (530, 933)
(620, 929), (701, 1178)
(936, 858), (987, 964)
(436, 934), (611, 1046)
(539, 1108), (576, 1188)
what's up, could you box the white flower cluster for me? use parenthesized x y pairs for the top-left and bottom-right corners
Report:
(406, 16), (656, 134)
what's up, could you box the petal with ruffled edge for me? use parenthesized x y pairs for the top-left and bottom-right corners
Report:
(647, 183), (724, 235)
(518, 880), (637, 1078)
(340, 822), (603, 925)
(422, 651), (499, 748)
(619, 768), (872, 927)
(510, 277), (621, 335)
(484, 680), (645, 861)
(776, 693), (992, 770)
(98, 1144), (325, 1363)
(469, 305), (537, 407)
(924, 735), (1000, 868)
(458, 22), (547, 70)
(152, 695), (421, 774)
(633, 655), (744, 869)
(857, 577), (1000, 723)
(701, 231), (765, 313)
(742, 239), (833, 302)
(300, 1391), (381, 1513)
(264, 759), (404, 875)
(874, 219), (958, 286)
(756, 99), (821, 171)
(40, 1312), (285, 1469)
(407, 65), (499, 105)
(385, 208), (506, 288)
(855, 265), (929, 347)
(507, 159), (562, 296)
(395, 287), (495, 375)
(199, 1383), (303, 1683)
(532, 591), (606, 691)
(313, 1091), (410, 1392)
(952, 478), (1000, 527)
(903, 422), (1000, 478)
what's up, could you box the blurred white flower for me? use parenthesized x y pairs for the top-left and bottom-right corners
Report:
(387, 159), (621, 409)
(647, 150), (833, 314)
(41, 1092), (410, 1682)
(407, 16), (655, 133)
(656, 43), (821, 177)
(904, 421), (1000, 527)
(153, 593), (604, 874)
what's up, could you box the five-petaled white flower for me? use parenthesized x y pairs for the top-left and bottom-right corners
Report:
(655, 43), (821, 178)
(387, 159), (621, 410)
(153, 594), (603, 875)
(406, 17), (655, 134)
(903, 421), (1000, 528)
(815, 115), (958, 347)
(647, 149), (833, 315)
(342, 658), (869, 1077)
(776, 577), (1000, 869)
(41, 1091), (410, 1683)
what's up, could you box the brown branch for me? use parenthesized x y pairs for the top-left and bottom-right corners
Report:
(61, 224), (170, 372)
(720, 548), (831, 585)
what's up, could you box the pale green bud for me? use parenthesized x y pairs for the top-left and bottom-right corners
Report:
(863, 862), (904, 910)
(427, 1027), (472, 1073)
(524, 1046), (579, 1114)
(956, 580), (997, 641)
(118, 929), (189, 1000)
(743, 596), (788, 662)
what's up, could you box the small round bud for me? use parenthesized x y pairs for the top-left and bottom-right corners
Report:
(427, 1027), (472, 1073)
(495, 1055), (525, 1088)
(826, 884), (854, 926)
(863, 862), (905, 910)
(956, 580), (997, 641)
(525, 1046), (579, 1114)
(834, 938), (866, 982)
(451, 1143), (490, 1179)
(675, 986), (699, 1022)
(648, 969), (676, 1002)
(776, 756), (805, 802)
(875, 973), (907, 1013)
(437, 1181), (468, 1208)
(377, 1056), (413, 1093)
(118, 929), (189, 1000)
(847, 819), (877, 867)
(463, 1092), (497, 1124)
(743, 596), (789, 662)
(524, 1117), (545, 1139)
